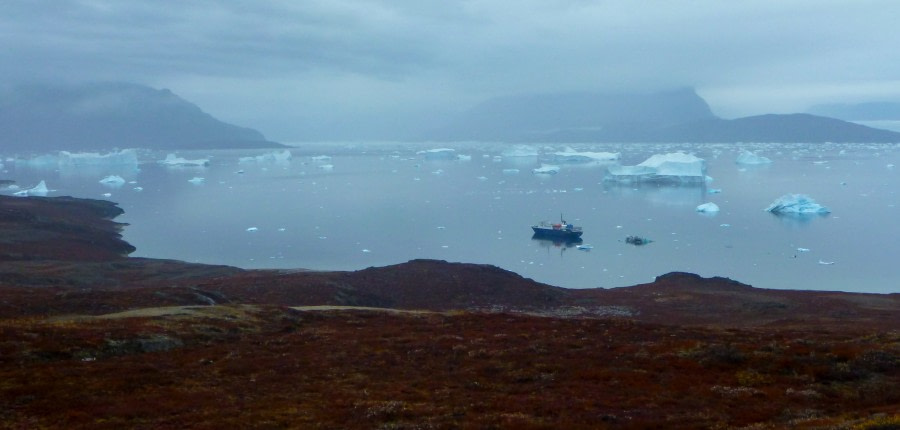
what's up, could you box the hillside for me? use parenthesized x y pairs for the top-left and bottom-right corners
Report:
(0, 82), (283, 153)
(0, 194), (897, 428)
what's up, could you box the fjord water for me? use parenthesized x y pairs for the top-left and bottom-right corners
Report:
(4, 142), (898, 293)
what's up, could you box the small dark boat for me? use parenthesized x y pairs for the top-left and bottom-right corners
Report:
(531, 217), (583, 240)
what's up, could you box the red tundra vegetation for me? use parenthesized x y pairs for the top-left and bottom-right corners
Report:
(0, 195), (897, 428)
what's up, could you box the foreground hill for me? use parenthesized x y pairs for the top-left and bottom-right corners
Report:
(0, 195), (897, 428)
(0, 82), (283, 153)
(430, 88), (900, 143)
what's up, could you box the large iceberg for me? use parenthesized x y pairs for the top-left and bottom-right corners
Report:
(765, 194), (830, 215)
(550, 150), (620, 163)
(239, 150), (292, 163)
(417, 148), (456, 160)
(13, 180), (50, 197)
(735, 150), (773, 165)
(605, 152), (707, 184)
(159, 153), (210, 167)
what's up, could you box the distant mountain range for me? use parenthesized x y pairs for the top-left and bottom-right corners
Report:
(807, 101), (900, 121)
(429, 88), (900, 143)
(0, 82), (282, 154)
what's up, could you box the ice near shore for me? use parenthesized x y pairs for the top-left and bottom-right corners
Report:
(735, 150), (773, 165)
(765, 194), (830, 215)
(13, 180), (49, 197)
(16, 149), (139, 169)
(605, 152), (707, 183)
(159, 153), (210, 167)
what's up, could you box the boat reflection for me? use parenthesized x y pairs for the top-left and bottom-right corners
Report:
(531, 234), (583, 249)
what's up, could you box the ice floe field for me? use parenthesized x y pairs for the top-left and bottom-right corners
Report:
(2, 142), (898, 293)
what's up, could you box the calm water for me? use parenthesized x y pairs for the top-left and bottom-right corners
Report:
(3, 142), (898, 293)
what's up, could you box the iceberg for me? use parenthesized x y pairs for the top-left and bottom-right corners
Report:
(60, 149), (139, 167)
(14, 154), (59, 169)
(159, 153), (210, 167)
(501, 145), (539, 157)
(765, 194), (830, 215)
(696, 202), (720, 213)
(532, 164), (560, 174)
(310, 155), (332, 162)
(735, 150), (773, 165)
(99, 175), (126, 186)
(239, 150), (292, 163)
(605, 152), (707, 184)
(502, 168), (520, 175)
(456, 154), (472, 161)
(550, 150), (620, 163)
(188, 177), (205, 184)
(13, 180), (50, 197)
(417, 148), (456, 160)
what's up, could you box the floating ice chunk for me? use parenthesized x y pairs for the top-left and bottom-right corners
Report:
(246, 227), (259, 232)
(501, 145), (539, 157)
(432, 169), (444, 175)
(502, 168), (520, 175)
(318, 164), (334, 170)
(101, 193), (112, 198)
(696, 202), (720, 213)
(133, 187), (144, 192)
(532, 164), (560, 174)
(60, 149), (139, 167)
(605, 152), (707, 184)
(818, 260), (835, 265)
(361, 249), (371, 253)
(239, 150), (292, 163)
(551, 150), (620, 163)
(888, 164), (895, 168)
(457, 154), (472, 161)
(735, 149), (773, 165)
(417, 148), (456, 160)
(765, 194), (831, 215)
(15, 154), (59, 169)
(188, 177), (205, 184)
(476, 176), (488, 180)
(159, 153), (210, 167)
(99, 175), (126, 186)
(576, 244), (594, 250)
(13, 180), (49, 196)
(708, 188), (722, 194)
(797, 247), (811, 252)
(311, 155), (332, 161)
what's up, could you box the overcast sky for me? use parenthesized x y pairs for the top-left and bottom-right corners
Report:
(4, 0), (900, 140)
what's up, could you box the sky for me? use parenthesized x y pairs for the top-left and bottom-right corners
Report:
(3, 0), (900, 141)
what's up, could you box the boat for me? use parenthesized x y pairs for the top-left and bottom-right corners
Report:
(531, 216), (583, 240)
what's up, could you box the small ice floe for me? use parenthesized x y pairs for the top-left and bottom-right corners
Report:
(813, 160), (829, 165)
(550, 150), (620, 163)
(432, 169), (444, 175)
(13, 180), (50, 197)
(188, 177), (205, 184)
(765, 194), (830, 215)
(417, 148), (456, 160)
(318, 164), (334, 170)
(246, 227), (259, 232)
(159, 153), (210, 167)
(311, 155), (332, 162)
(133, 187), (143, 192)
(532, 164), (560, 174)
(361, 249), (371, 253)
(437, 226), (446, 230)
(99, 175), (126, 186)
(501, 145), (539, 157)
(888, 164), (895, 168)
(735, 149), (773, 165)
(457, 154), (472, 161)
(720, 223), (731, 227)
(797, 247), (811, 252)
(101, 193), (112, 198)
(236, 169), (245, 174)
(502, 168), (520, 175)
(576, 244), (594, 250)
(708, 188), (722, 194)
(696, 202), (720, 213)
(239, 150), (292, 163)
(818, 260), (835, 265)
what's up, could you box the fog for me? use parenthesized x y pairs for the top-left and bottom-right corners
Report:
(3, 0), (900, 140)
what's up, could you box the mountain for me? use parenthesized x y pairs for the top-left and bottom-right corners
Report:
(430, 88), (900, 143)
(431, 87), (716, 141)
(0, 82), (283, 153)
(808, 101), (900, 121)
